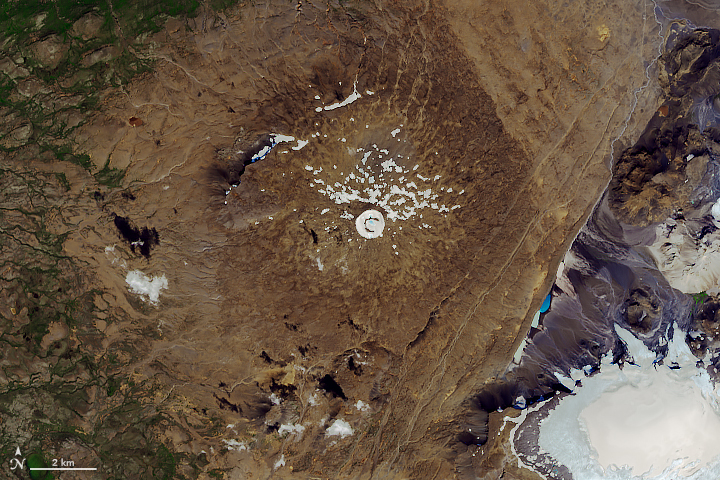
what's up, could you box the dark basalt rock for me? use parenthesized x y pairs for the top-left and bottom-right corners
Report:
(318, 374), (347, 400)
(457, 192), (693, 448)
(112, 214), (159, 258)
(608, 28), (720, 226)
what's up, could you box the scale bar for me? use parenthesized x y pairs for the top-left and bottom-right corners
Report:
(30, 468), (98, 471)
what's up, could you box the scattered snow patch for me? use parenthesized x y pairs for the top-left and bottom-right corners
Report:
(222, 439), (247, 451)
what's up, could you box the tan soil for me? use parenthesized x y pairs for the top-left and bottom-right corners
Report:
(34, 0), (666, 477)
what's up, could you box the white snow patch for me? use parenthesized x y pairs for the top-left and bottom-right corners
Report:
(530, 310), (541, 328)
(325, 419), (354, 438)
(222, 439), (247, 452)
(523, 322), (720, 479)
(647, 217), (720, 292)
(391, 128), (401, 137)
(269, 393), (281, 405)
(356, 209), (385, 238)
(252, 144), (272, 161)
(712, 198), (720, 224)
(512, 338), (528, 364)
(320, 81), (362, 111)
(125, 271), (167, 304)
(381, 159), (398, 172)
(355, 400), (370, 412)
(273, 134), (295, 143)
(274, 454), (286, 469)
(292, 139), (309, 150)
(554, 372), (576, 392)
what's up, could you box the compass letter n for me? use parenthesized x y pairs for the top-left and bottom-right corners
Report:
(10, 457), (25, 470)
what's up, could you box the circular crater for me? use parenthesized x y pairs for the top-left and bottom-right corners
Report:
(355, 209), (385, 238)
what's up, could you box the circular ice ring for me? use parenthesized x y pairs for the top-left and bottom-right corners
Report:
(356, 209), (385, 239)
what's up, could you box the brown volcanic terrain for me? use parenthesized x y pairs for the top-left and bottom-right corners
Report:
(0, 0), (666, 478)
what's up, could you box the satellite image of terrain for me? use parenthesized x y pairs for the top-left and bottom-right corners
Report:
(3, 0), (720, 479)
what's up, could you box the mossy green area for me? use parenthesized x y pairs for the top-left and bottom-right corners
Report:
(0, 0), (211, 186)
(0, 167), (221, 478)
(0, 1), (237, 478)
(26, 452), (52, 480)
(693, 291), (709, 306)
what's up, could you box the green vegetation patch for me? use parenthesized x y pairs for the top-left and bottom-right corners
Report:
(0, 0), (205, 184)
(26, 452), (51, 480)
(0, 1), (241, 478)
(693, 291), (709, 305)
(95, 160), (125, 188)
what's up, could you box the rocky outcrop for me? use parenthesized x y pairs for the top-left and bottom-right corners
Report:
(609, 28), (720, 226)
